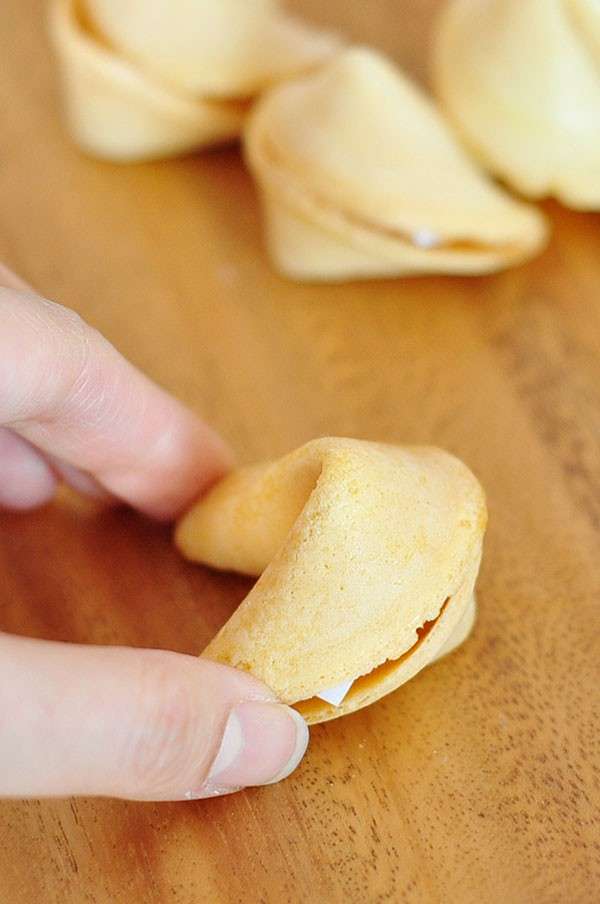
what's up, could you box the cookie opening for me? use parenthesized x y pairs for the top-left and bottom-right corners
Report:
(298, 597), (449, 717)
(259, 140), (526, 257)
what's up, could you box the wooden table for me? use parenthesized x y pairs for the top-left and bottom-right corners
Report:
(1, 2), (599, 901)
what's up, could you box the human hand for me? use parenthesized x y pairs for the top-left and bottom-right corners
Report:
(0, 265), (308, 800)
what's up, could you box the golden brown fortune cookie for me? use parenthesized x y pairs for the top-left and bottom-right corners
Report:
(244, 47), (548, 281)
(175, 438), (487, 725)
(48, 0), (338, 162)
(433, 0), (600, 209)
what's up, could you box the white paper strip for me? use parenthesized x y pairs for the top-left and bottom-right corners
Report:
(412, 227), (441, 249)
(315, 678), (354, 707)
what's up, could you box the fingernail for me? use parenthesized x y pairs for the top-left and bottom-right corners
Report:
(198, 702), (309, 797)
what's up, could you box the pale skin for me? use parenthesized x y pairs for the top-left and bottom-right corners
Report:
(0, 263), (309, 801)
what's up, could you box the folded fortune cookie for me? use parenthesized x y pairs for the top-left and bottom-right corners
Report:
(244, 47), (548, 282)
(84, 0), (340, 99)
(176, 438), (487, 724)
(48, 0), (338, 162)
(433, 0), (600, 209)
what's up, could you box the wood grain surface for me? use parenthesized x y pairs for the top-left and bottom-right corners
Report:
(1, 1), (599, 902)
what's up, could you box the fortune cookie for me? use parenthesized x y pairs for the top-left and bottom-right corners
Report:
(49, 0), (338, 162)
(244, 47), (548, 281)
(176, 438), (487, 724)
(433, 0), (600, 209)
(83, 0), (339, 99)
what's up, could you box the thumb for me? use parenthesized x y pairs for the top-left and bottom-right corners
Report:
(0, 634), (308, 801)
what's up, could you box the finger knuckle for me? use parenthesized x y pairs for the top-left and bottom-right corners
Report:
(124, 654), (199, 795)
(1, 294), (101, 423)
(51, 313), (103, 416)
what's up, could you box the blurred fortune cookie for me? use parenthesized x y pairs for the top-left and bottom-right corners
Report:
(176, 438), (487, 725)
(244, 48), (548, 281)
(49, 0), (339, 162)
(434, 0), (600, 209)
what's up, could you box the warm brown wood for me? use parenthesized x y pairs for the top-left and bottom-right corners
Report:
(1, 2), (599, 902)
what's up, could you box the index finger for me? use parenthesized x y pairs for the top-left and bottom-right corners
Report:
(0, 266), (232, 519)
